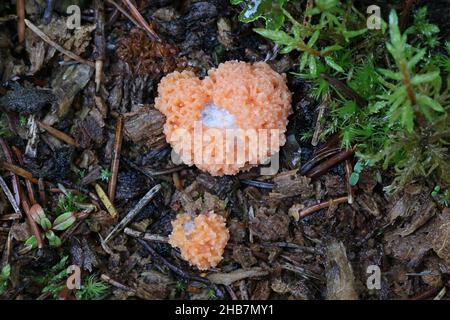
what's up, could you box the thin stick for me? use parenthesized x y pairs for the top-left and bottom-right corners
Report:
(0, 138), (21, 205)
(0, 214), (21, 220)
(16, 0), (25, 44)
(345, 160), (354, 204)
(124, 227), (168, 242)
(311, 93), (329, 146)
(300, 147), (341, 176)
(106, 0), (141, 31)
(121, 0), (160, 41)
(137, 238), (212, 285)
(298, 196), (348, 219)
(12, 146), (35, 204)
(37, 121), (79, 147)
(306, 146), (356, 179)
(101, 274), (136, 293)
(0, 162), (39, 184)
(108, 116), (124, 203)
(0, 176), (22, 217)
(24, 19), (95, 67)
(320, 73), (367, 107)
(95, 184), (118, 218)
(103, 184), (161, 243)
(93, 0), (106, 92)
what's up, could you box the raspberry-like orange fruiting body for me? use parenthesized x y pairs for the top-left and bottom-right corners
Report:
(168, 212), (229, 270)
(155, 60), (292, 176)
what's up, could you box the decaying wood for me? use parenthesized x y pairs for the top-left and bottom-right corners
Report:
(24, 19), (95, 67)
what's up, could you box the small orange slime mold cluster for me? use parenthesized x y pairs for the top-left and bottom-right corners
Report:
(155, 60), (292, 176)
(168, 212), (229, 270)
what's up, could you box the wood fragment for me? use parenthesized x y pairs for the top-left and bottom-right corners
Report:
(0, 138), (21, 205)
(95, 184), (118, 218)
(101, 274), (136, 293)
(124, 227), (168, 242)
(0, 175), (22, 217)
(0, 214), (21, 220)
(0, 162), (39, 184)
(137, 238), (213, 285)
(24, 19), (95, 67)
(12, 146), (36, 204)
(320, 73), (367, 107)
(16, 0), (25, 44)
(345, 160), (354, 204)
(37, 121), (79, 147)
(207, 268), (268, 286)
(298, 196), (349, 219)
(306, 146), (356, 179)
(108, 116), (124, 203)
(93, 0), (106, 92)
(311, 93), (329, 146)
(103, 184), (161, 243)
(300, 147), (341, 176)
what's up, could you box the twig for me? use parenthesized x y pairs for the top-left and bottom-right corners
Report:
(0, 138), (21, 205)
(121, 0), (160, 41)
(320, 73), (367, 107)
(103, 184), (162, 243)
(311, 93), (329, 146)
(300, 147), (341, 176)
(93, 0), (106, 92)
(260, 242), (320, 254)
(344, 160), (354, 204)
(16, 0), (25, 44)
(240, 179), (273, 189)
(106, 0), (141, 31)
(433, 287), (446, 300)
(0, 162), (39, 184)
(314, 133), (340, 155)
(0, 176), (22, 217)
(137, 238), (212, 286)
(101, 274), (136, 293)
(24, 19), (95, 67)
(95, 184), (117, 218)
(124, 227), (168, 242)
(0, 214), (21, 221)
(108, 116), (124, 203)
(37, 121), (79, 147)
(306, 146), (356, 179)
(11, 146), (35, 205)
(298, 196), (349, 219)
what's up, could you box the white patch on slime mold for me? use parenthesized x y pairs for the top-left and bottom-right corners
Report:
(201, 103), (237, 129)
